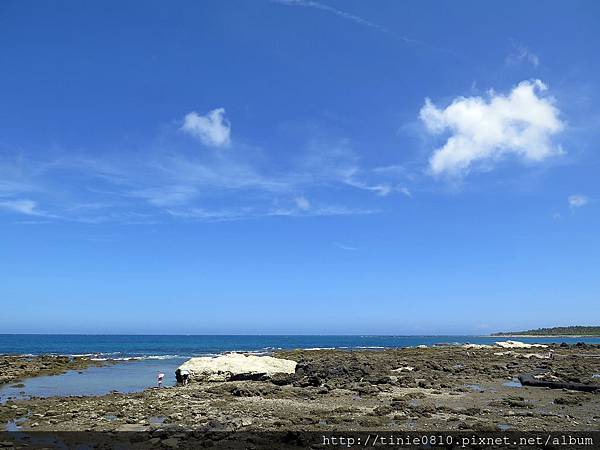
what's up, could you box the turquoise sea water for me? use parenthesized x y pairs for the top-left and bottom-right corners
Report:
(1, 334), (599, 404)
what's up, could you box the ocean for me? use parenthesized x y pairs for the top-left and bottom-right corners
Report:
(3, 334), (600, 359)
(2, 334), (600, 405)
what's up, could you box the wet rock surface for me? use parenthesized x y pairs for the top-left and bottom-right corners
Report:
(1, 345), (599, 432)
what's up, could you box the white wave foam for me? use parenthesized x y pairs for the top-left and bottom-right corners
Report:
(224, 350), (270, 356)
(111, 355), (186, 361)
(303, 347), (335, 351)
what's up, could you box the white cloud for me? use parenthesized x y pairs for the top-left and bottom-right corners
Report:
(294, 196), (311, 210)
(568, 194), (589, 208)
(181, 108), (231, 147)
(420, 80), (564, 177)
(0, 199), (38, 215)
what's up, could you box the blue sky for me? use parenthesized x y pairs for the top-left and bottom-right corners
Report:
(1, 0), (599, 334)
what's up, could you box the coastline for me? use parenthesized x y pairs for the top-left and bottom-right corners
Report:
(2, 343), (599, 435)
(489, 334), (600, 338)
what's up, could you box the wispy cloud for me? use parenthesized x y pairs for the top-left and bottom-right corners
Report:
(295, 140), (414, 198)
(130, 185), (199, 207)
(568, 194), (589, 209)
(272, 0), (429, 48)
(506, 44), (540, 68)
(343, 178), (391, 196)
(0, 90), (425, 225)
(343, 178), (411, 197)
(333, 241), (357, 251)
(269, 204), (376, 218)
(273, 0), (390, 33)
(0, 127), (400, 223)
(294, 196), (311, 211)
(15, 219), (54, 225)
(166, 203), (376, 222)
(0, 199), (39, 215)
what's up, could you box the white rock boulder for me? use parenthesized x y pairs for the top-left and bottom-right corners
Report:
(176, 353), (297, 382)
(494, 340), (548, 349)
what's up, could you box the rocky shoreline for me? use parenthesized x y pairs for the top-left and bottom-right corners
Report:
(1, 344), (599, 434)
(0, 355), (110, 386)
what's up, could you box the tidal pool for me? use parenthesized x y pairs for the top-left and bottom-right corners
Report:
(0, 358), (185, 404)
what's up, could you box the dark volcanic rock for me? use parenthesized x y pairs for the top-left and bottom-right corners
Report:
(373, 405), (393, 416)
(270, 373), (297, 386)
(554, 396), (585, 406)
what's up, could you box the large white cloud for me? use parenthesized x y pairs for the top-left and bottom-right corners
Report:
(420, 80), (564, 176)
(181, 108), (231, 147)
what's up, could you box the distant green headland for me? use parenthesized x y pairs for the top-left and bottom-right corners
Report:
(492, 326), (600, 336)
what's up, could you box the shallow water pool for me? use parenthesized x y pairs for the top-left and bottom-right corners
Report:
(0, 358), (185, 403)
(4, 417), (26, 431)
(503, 378), (523, 388)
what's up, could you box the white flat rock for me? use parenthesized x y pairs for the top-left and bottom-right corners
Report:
(177, 353), (297, 382)
(519, 352), (552, 359)
(494, 340), (548, 349)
